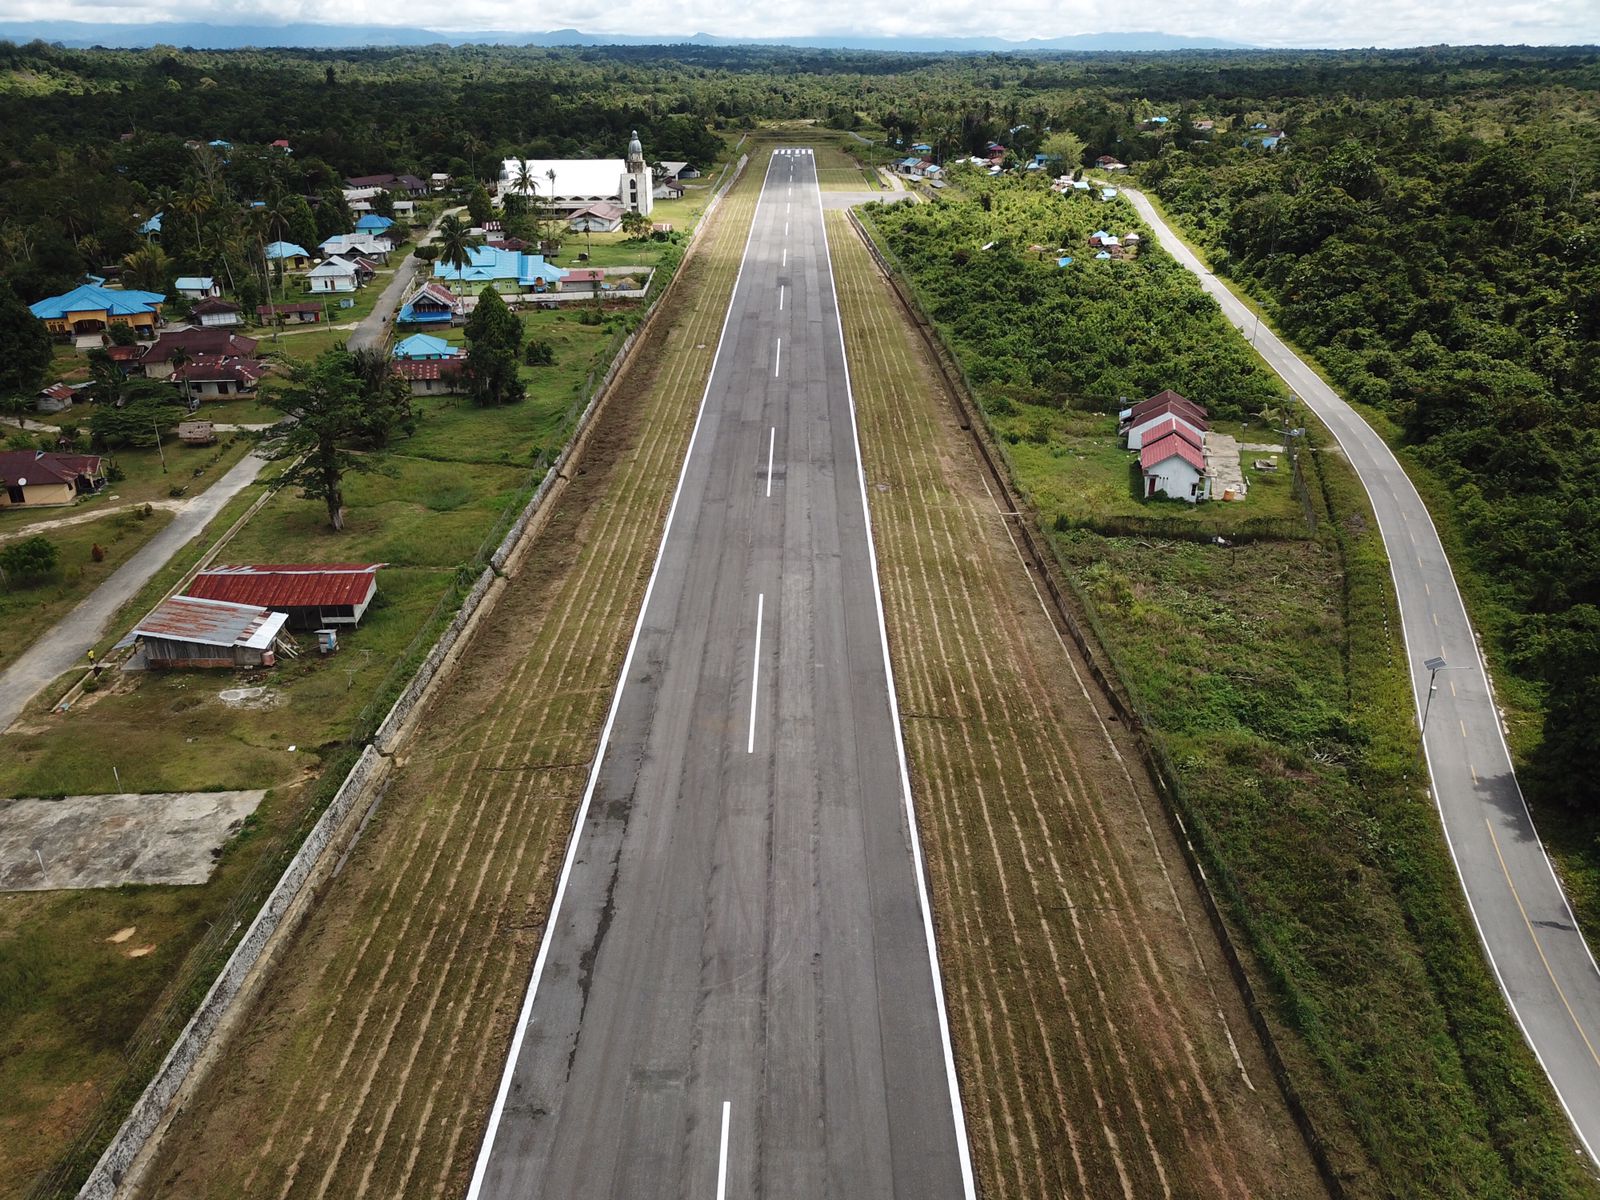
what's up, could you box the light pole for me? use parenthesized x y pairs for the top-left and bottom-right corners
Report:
(1420, 656), (1472, 738)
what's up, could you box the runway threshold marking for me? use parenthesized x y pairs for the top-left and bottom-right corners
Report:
(747, 593), (764, 754)
(716, 1100), (732, 1200)
(1487, 817), (1600, 1070)
(766, 427), (776, 498)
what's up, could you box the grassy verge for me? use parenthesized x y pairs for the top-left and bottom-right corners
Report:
(857, 194), (1597, 1196)
(130, 144), (772, 1200)
(0, 230), (657, 1197)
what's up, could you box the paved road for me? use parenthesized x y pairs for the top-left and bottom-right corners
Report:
(468, 150), (974, 1199)
(0, 449), (268, 732)
(1120, 182), (1600, 1160)
(346, 206), (461, 353)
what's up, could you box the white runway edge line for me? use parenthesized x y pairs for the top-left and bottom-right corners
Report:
(747, 593), (764, 755)
(464, 151), (782, 1200)
(716, 1100), (731, 1200)
(812, 155), (980, 1198)
(1123, 183), (1600, 1166)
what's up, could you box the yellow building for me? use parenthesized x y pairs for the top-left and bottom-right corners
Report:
(28, 283), (165, 341)
(0, 451), (106, 508)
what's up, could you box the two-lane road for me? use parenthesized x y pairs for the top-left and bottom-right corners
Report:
(1120, 182), (1600, 1160)
(467, 150), (975, 1199)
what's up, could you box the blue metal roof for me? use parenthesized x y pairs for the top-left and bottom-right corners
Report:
(265, 241), (311, 259)
(138, 212), (162, 235)
(29, 283), (165, 320)
(355, 214), (395, 231)
(433, 246), (567, 287)
(392, 333), (459, 360)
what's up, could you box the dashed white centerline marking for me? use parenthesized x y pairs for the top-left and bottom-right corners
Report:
(774, 338), (781, 377)
(779, 284), (785, 311)
(766, 426), (776, 498)
(716, 1100), (731, 1199)
(782, 248), (787, 268)
(747, 595), (764, 754)
(785, 221), (789, 237)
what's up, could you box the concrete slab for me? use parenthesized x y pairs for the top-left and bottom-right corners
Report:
(0, 790), (265, 890)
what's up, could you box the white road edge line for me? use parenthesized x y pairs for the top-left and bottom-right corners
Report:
(464, 151), (780, 1200)
(717, 1100), (731, 1200)
(747, 592), (764, 754)
(813, 153), (980, 1199)
(766, 426), (776, 498)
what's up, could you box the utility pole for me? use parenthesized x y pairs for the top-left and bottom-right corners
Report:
(153, 421), (167, 473)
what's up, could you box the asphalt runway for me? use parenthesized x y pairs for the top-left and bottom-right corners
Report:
(1120, 182), (1600, 1162)
(467, 151), (975, 1199)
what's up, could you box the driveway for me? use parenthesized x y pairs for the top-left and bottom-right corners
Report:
(0, 449), (269, 733)
(345, 207), (463, 353)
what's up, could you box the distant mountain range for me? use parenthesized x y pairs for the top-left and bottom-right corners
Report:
(0, 21), (1253, 52)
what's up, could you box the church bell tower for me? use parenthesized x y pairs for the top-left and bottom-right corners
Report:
(625, 129), (653, 217)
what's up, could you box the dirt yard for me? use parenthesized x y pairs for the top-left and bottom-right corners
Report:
(133, 152), (772, 1200)
(826, 210), (1329, 1199)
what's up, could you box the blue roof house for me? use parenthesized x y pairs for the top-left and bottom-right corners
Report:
(433, 246), (567, 294)
(354, 214), (396, 233)
(265, 241), (313, 266)
(1057, 256), (1074, 267)
(175, 276), (220, 300)
(30, 283), (166, 339)
(393, 333), (461, 361)
(138, 212), (163, 236)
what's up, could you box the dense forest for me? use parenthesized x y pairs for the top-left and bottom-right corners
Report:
(2, 42), (1597, 798)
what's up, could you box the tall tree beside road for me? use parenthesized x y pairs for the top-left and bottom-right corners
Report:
(348, 346), (417, 448)
(467, 183), (494, 229)
(264, 348), (400, 531)
(0, 278), (52, 402)
(464, 286), (524, 407)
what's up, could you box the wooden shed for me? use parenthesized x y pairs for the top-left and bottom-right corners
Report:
(116, 595), (288, 669)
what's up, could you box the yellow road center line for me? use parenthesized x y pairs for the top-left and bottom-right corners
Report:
(1486, 817), (1600, 1070)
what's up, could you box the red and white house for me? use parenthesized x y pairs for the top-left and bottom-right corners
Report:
(1122, 388), (1210, 449)
(1141, 427), (1211, 502)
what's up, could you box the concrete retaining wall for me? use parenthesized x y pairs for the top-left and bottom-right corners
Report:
(78, 144), (754, 1200)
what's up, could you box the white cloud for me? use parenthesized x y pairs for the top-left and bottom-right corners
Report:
(5, 0), (1598, 45)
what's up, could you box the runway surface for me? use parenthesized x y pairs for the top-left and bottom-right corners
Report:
(1120, 182), (1600, 1161)
(467, 150), (975, 1199)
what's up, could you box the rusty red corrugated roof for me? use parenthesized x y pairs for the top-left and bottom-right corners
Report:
(1141, 431), (1206, 473)
(187, 563), (383, 609)
(119, 595), (287, 649)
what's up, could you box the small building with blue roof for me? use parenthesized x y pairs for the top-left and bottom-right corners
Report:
(393, 333), (461, 361)
(265, 242), (313, 270)
(354, 213), (396, 233)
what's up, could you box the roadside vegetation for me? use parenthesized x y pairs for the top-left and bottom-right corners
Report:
(861, 174), (1597, 1198)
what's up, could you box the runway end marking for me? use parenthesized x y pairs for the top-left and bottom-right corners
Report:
(1486, 817), (1600, 1070)
(774, 338), (782, 378)
(766, 427), (776, 498)
(717, 1100), (732, 1199)
(747, 594), (764, 754)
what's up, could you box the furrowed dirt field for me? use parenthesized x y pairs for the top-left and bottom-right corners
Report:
(132, 152), (771, 1200)
(826, 209), (1329, 1199)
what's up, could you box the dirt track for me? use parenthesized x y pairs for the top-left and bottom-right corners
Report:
(827, 210), (1328, 1199)
(133, 156), (770, 1200)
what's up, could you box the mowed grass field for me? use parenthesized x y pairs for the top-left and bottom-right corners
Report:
(133, 149), (771, 1200)
(826, 211), (1327, 1198)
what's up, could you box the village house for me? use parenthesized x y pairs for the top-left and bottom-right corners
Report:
(265, 241), (313, 270)
(320, 234), (392, 263)
(116, 594), (289, 669)
(29, 283), (165, 342)
(394, 359), (467, 397)
(1095, 155), (1129, 172)
(392, 333), (460, 361)
(35, 382), (78, 414)
(560, 267), (607, 294)
(430, 172), (451, 191)
(499, 131), (654, 216)
(175, 276), (221, 301)
(397, 281), (462, 325)
(0, 450), (105, 508)
(187, 562), (384, 630)
(1123, 389), (1210, 449)
(653, 178), (686, 201)
(306, 258), (360, 293)
(256, 301), (324, 325)
(568, 201), (625, 233)
(170, 355), (268, 400)
(345, 172), (428, 197)
(1141, 428), (1211, 502)
(192, 297), (243, 328)
(1193, 119), (1216, 131)
(139, 330), (260, 379)
(432, 246), (567, 295)
(342, 185), (384, 214)
(354, 213), (396, 236)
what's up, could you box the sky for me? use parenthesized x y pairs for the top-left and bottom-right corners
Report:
(3, 0), (1598, 46)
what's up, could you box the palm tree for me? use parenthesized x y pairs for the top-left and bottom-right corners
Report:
(434, 214), (482, 282)
(513, 160), (537, 199)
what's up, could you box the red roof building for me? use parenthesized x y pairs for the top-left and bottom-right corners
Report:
(394, 359), (466, 395)
(1126, 389), (1208, 425)
(186, 563), (384, 629)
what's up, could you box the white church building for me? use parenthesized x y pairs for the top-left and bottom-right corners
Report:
(499, 131), (653, 217)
